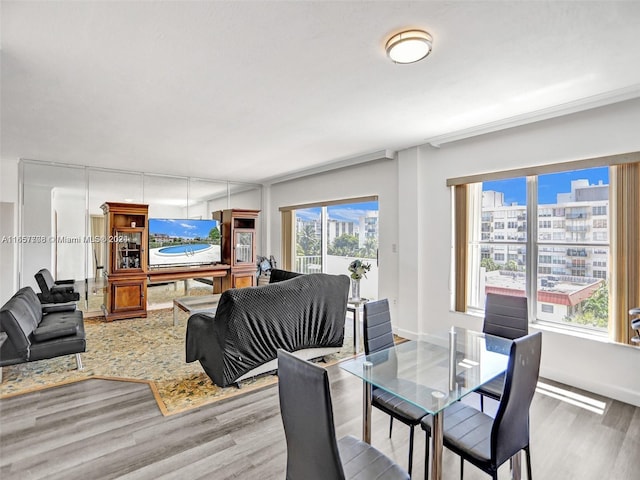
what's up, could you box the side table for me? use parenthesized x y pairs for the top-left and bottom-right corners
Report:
(347, 298), (368, 353)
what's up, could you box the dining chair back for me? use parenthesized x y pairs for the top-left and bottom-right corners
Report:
(362, 299), (428, 476)
(478, 293), (528, 409)
(483, 293), (529, 340)
(491, 331), (542, 469)
(276, 349), (409, 480)
(363, 298), (395, 354)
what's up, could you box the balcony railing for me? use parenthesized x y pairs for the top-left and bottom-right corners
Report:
(295, 255), (322, 273)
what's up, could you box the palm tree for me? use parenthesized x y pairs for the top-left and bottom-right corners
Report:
(297, 224), (320, 256)
(359, 237), (378, 259)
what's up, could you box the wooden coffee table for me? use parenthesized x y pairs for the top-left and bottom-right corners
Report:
(173, 294), (222, 326)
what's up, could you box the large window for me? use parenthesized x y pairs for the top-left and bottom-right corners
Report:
(537, 168), (609, 329)
(281, 197), (379, 300)
(452, 155), (640, 343)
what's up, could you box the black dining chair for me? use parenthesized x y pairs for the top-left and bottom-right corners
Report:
(276, 349), (410, 480)
(421, 331), (542, 480)
(363, 299), (429, 477)
(477, 293), (528, 411)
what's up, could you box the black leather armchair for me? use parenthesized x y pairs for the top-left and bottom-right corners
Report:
(34, 268), (80, 304)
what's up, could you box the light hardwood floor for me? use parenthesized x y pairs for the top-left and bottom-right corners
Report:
(1, 366), (639, 480)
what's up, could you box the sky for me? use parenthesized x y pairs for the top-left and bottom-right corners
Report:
(149, 218), (218, 238)
(483, 166), (609, 205)
(296, 201), (379, 222)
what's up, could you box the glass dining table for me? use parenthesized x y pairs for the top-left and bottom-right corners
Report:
(340, 326), (514, 480)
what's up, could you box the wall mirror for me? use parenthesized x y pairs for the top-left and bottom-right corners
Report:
(19, 159), (262, 316)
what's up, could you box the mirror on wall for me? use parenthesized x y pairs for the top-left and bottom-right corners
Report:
(87, 168), (144, 312)
(20, 162), (87, 306)
(19, 160), (262, 317)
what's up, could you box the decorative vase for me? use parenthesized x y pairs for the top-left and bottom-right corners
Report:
(351, 278), (361, 301)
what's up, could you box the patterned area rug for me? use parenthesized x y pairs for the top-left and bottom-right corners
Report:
(0, 308), (357, 415)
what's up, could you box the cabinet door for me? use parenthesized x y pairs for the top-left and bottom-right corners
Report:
(113, 229), (144, 272)
(233, 230), (255, 267)
(233, 271), (255, 289)
(112, 280), (146, 311)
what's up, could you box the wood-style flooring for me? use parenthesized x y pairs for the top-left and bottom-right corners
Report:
(1, 366), (639, 480)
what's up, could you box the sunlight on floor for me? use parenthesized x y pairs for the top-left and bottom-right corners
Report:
(535, 381), (606, 415)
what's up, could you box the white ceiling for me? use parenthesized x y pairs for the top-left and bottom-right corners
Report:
(3, 1), (640, 184)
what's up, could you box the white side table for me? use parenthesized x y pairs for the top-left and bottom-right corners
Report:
(347, 298), (368, 353)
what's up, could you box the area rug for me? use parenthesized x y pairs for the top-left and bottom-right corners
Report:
(0, 308), (357, 415)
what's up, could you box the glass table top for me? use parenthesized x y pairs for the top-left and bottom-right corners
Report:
(339, 327), (512, 415)
(174, 294), (222, 309)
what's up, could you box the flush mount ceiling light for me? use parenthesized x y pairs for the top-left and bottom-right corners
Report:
(385, 29), (433, 64)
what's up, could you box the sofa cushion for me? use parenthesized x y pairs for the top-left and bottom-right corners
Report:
(42, 302), (77, 314)
(28, 310), (86, 362)
(33, 320), (79, 342)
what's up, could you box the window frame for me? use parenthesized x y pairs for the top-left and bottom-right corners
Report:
(449, 152), (640, 344)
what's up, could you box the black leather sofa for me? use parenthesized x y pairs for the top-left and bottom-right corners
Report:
(34, 268), (80, 304)
(0, 286), (86, 370)
(186, 272), (349, 387)
(268, 268), (302, 283)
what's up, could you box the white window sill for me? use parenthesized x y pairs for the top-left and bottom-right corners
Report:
(530, 321), (610, 344)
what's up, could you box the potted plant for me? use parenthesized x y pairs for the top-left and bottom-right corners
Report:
(348, 259), (371, 300)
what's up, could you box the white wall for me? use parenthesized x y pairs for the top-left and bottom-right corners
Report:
(0, 161), (19, 297)
(268, 158), (399, 318)
(395, 98), (640, 406)
(52, 188), (87, 280)
(21, 184), (52, 291)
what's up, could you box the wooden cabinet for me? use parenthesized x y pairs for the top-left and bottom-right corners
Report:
(101, 202), (148, 321)
(213, 209), (260, 290)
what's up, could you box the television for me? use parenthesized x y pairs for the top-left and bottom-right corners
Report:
(148, 218), (221, 268)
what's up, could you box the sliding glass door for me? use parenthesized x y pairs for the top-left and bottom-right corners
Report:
(292, 198), (379, 300)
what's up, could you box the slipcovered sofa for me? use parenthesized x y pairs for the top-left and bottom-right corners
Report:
(186, 272), (349, 387)
(0, 286), (86, 370)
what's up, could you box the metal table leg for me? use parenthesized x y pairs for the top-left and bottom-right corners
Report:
(431, 410), (444, 480)
(362, 361), (372, 443)
(511, 451), (521, 480)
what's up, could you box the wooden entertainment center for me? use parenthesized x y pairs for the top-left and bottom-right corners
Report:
(101, 203), (258, 321)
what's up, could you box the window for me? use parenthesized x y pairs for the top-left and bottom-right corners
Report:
(592, 206), (607, 216)
(468, 167), (610, 331)
(539, 220), (551, 229)
(466, 177), (527, 310)
(541, 304), (554, 314)
(540, 167), (609, 330)
(593, 232), (608, 241)
(452, 157), (640, 343)
(593, 219), (607, 229)
(282, 197), (379, 300)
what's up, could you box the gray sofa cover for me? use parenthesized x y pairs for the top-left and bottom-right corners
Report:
(0, 286), (85, 368)
(186, 273), (349, 387)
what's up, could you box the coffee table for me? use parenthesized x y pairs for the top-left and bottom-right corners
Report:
(173, 294), (222, 326)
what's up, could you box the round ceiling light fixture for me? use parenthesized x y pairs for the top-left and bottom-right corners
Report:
(385, 29), (433, 64)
